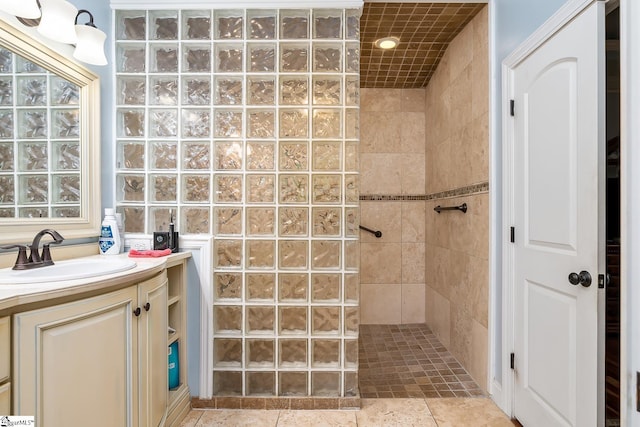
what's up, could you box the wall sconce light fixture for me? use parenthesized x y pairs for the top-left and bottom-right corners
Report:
(0, 0), (41, 19)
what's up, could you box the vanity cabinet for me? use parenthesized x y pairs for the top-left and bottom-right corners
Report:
(13, 272), (168, 427)
(0, 316), (9, 414)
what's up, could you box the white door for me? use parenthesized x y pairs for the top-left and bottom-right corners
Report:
(511, 1), (605, 426)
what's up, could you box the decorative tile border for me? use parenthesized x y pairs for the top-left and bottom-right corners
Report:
(360, 181), (489, 201)
(191, 396), (361, 410)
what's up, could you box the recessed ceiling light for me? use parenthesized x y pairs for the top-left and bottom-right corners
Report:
(374, 36), (399, 49)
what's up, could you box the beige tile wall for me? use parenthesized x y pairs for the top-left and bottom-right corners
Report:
(424, 6), (489, 391)
(359, 88), (427, 325)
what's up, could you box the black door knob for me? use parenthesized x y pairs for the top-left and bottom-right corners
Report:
(133, 307), (141, 317)
(144, 302), (151, 311)
(568, 271), (592, 287)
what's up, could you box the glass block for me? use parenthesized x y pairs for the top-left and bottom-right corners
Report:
(118, 109), (144, 137)
(344, 307), (359, 336)
(312, 273), (341, 302)
(344, 274), (359, 303)
(215, 141), (242, 170)
(0, 49), (11, 73)
(53, 207), (80, 218)
(215, 77), (243, 105)
(215, 272), (242, 300)
(279, 207), (308, 236)
(247, 110), (275, 138)
(214, 207), (242, 235)
(279, 240), (308, 269)
(346, 9), (360, 40)
(117, 44), (145, 73)
(215, 44), (243, 73)
(247, 307), (275, 334)
(183, 11), (211, 40)
(16, 59), (42, 74)
(0, 143), (13, 170)
(312, 207), (341, 237)
(183, 77), (211, 105)
(312, 307), (340, 335)
(149, 175), (177, 202)
(313, 109), (341, 138)
(19, 207), (47, 218)
(182, 109), (210, 138)
(344, 372), (358, 397)
(148, 207), (173, 232)
(312, 339), (340, 368)
(18, 109), (47, 138)
(214, 305), (242, 333)
(247, 77), (275, 105)
(214, 338), (242, 367)
(280, 77), (308, 105)
(279, 372), (308, 396)
(313, 77), (341, 105)
(312, 141), (341, 171)
(246, 142), (275, 170)
(182, 142), (210, 170)
(312, 240), (341, 269)
(314, 11), (342, 39)
(280, 44), (309, 72)
(312, 175), (341, 204)
(345, 240), (359, 271)
(246, 273), (275, 301)
(345, 207), (359, 237)
(247, 372), (275, 396)
(345, 142), (359, 172)
(118, 77), (145, 105)
(213, 371), (242, 396)
(0, 176), (14, 203)
(247, 340), (275, 367)
(279, 142), (308, 171)
(281, 11), (309, 39)
(216, 11), (243, 39)
(150, 44), (178, 73)
(247, 175), (275, 203)
(345, 175), (359, 203)
(183, 44), (211, 72)
(0, 78), (12, 105)
(117, 174), (145, 202)
(150, 142), (177, 169)
(0, 111), (13, 139)
(246, 240), (275, 269)
(150, 77), (178, 105)
(182, 207), (210, 233)
(215, 110), (243, 138)
(279, 339), (307, 368)
(0, 208), (14, 217)
(150, 11), (178, 40)
(345, 76), (359, 106)
(248, 44), (275, 72)
(122, 206), (144, 233)
(279, 273), (308, 301)
(345, 339), (358, 369)
(280, 109), (308, 138)
(279, 306), (307, 334)
(17, 76), (46, 106)
(279, 174), (308, 204)
(313, 44), (342, 72)
(18, 143), (47, 171)
(215, 175), (243, 203)
(116, 11), (146, 40)
(248, 11), (276, 39)
(215, 239), (242, 268)
(182, 175), (210, 202)
(47, 78), (76, 107)
(149, 109), (178, 137)
(312, 372), (340, 397)
(346, 42), (360, 73)
(52, 175), (80, 203)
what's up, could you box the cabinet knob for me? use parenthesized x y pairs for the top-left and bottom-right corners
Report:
(144, 302), (151, 311)
(133, 307), (141, 317)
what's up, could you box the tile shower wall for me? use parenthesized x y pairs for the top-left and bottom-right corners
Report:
(359, 88), (426, 325)
(424, 7), (489, 391)
(114, 8), (360, 398)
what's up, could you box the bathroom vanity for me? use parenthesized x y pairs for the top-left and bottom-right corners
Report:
(0, 252), (191, 427)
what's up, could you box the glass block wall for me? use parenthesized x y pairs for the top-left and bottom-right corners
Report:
(114, 8), (360, 397)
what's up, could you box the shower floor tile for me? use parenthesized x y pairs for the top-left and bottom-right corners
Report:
(358, 323), (484, 398)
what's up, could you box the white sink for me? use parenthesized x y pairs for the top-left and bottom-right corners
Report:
(0, 257), (137, 285)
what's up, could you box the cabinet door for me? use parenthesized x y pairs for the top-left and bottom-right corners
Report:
(14, 286), (137, 427)
(138, 272), (168, 427)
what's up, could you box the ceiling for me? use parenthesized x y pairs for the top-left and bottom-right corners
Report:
(359, 2), (486, 88)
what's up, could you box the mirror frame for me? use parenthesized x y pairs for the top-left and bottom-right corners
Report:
(0, 18), (101, 244)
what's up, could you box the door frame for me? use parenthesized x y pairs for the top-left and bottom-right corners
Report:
(499, 0), (606, 420)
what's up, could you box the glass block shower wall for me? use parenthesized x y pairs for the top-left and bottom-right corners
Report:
(114, 8), (360, 397)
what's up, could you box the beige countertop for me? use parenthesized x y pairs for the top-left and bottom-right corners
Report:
(0, 251), (191, 314)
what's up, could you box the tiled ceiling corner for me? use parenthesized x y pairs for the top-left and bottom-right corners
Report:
(360, 2), (486, 88)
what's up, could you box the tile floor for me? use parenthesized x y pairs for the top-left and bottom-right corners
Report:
(179, 398), (515, 426)
(359, 324), (484, 398)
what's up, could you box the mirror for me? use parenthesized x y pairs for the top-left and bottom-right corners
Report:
(0, 18), (101, 244)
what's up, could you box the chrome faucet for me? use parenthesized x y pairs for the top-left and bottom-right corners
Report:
(1, 229), (64, 270)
